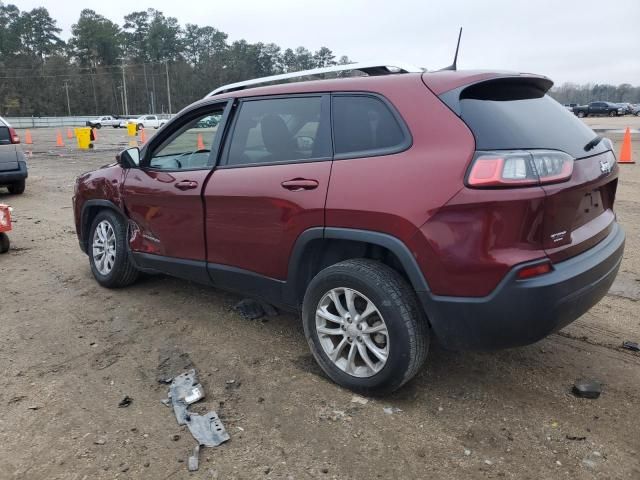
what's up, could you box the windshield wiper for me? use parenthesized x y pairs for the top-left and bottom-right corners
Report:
(584, 135), (603, 152)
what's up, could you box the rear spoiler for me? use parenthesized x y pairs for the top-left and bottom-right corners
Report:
(437, 76), (554, 116)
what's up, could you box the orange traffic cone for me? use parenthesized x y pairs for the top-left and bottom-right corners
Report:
(24, 129), (33, 144)
(55, 130), (64, 147)
(66, 128), (73, 139)
(619, 127), (634, 164)
(140, 128), (147, 143)
(92, 127), (98, 140)
(197, 133), (205, 150)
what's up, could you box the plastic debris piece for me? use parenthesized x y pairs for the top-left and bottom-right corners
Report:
(233, 298), (279, 320)
(383, 407), (402, 415)
(188, 445), (200, 472)
(351, 395), (369, 405)
(622, 340), (640, 352)
(566, 434), (587, 441)
(186, 411), (230, 447)
(118, 396), (133, 408)
(169, 370), (204, 425)
(572, 380), (601, 399)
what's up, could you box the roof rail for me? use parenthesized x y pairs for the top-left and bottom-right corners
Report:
(207, 61), (424, 96)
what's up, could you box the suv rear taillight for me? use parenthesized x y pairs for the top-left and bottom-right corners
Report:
(9, 127), (20, 144)
(467, 150), (573, 188)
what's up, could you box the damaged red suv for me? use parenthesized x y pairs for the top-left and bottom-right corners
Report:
(73, 63), (624, 394)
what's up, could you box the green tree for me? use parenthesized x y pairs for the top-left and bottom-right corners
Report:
(122, 10), (150, 60)
(70, 9), (122, 67)
(313, 47), (335, 68)
(146, 9), (182, 61)
(16, 7), (63, 61)
(183, 24), (227, 66)
(0, 2), (22, 57)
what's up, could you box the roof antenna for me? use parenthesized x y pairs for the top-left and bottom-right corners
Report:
(439, 27), (463, 71)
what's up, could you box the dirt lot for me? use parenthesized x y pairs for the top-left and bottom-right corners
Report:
(1, 120), (640, 479)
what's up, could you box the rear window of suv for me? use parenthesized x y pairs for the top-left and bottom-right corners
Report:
(458, 79), (607, 159)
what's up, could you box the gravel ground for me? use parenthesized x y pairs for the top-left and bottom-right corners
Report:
(1, 119), (639, 479)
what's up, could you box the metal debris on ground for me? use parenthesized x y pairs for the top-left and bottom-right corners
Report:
(622, 340), (640, 352)
(572, 379), (602, 399)
(233, 298), (279, 320)
(118, 396), (133, 408)
(566, 434), (587, 441)
(164, 369), (230, 471)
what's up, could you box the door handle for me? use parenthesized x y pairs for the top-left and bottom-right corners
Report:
(175, 180), (199, 190)
(281, 178), (319, 191)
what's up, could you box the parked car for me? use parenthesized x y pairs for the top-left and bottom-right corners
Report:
(73, 63), (624, 394)
(631, 104), (640, 116)
(86, 115), (122, 129)
(128, 115), (168, 130)
(615, 103), (633, 115)
(0, 116), (28, 194)
(573, 102), (624, 117)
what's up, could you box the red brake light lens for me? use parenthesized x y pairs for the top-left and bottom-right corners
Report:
(468, 150), (573, 188)
(9, 127), (20, 144)
(517, 261), (553, 280)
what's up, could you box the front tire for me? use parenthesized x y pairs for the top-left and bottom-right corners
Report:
(8, 180), (25, 195)
(577, 111), (586, 118)
(609, 110), (617, 117)
(88, 210), (138, 288)
(302, 259), (429, 395)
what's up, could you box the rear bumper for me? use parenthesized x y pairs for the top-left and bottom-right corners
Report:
(0, 160), (28, 185)
(419, 222), (625, 350)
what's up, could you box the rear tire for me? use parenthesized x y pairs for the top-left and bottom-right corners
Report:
(88, 210), (139, 288)
(95, 123), (102, 129)
(0, 233), (9, 253)
(137, 123), (143, 131)
(8, 180), (25, 195)
(302, 259), (429, 395)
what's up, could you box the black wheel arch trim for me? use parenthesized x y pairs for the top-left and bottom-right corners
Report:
(79, 199), (127, 254)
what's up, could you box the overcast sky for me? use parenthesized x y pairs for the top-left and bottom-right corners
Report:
(14, 0), (640, 85)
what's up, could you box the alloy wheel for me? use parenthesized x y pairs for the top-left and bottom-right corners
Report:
(315, 287), (389, 378)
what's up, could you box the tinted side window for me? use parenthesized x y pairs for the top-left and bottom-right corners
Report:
(226, 96), (331, 166)
(0, 127), (10, 145)
(332, 95), (406, 157)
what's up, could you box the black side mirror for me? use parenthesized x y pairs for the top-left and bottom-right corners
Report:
(116, 147), (140, 168)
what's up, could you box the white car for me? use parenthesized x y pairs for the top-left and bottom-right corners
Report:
(128, 115), (168, 130)
(86, 116), (122, 129)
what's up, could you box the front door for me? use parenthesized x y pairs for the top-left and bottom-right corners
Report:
(123, 102), (229, 261)
(204, 95), (333, 282)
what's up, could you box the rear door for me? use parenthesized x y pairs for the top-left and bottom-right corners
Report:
(203, 94), (332, 281)
(122, 101), (230, 260)
(0, 121), (19, 172)
(453, 78), (618, 263)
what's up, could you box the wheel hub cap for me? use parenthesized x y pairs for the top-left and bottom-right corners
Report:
(92, 220), (116, 275)
(315, 287), (389, 378)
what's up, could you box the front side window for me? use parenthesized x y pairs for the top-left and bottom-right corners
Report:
(226, 96), (331, 166)
(332, 95), (407, 157)
(149, 108), (224, 170)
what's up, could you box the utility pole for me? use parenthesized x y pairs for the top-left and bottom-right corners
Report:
(142, 63), (150, 113)
(165, 60), (172, 115)
(63, 80), (71, 116)
(121, 59), (129, 116)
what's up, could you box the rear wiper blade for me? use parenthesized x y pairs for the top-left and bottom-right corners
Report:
(584, 135), (603, 152)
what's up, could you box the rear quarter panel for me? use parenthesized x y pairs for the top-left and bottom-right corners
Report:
(325, 75), (476, 282)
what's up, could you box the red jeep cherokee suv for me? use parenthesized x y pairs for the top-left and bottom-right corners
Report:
(73, 64), (624, 394)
